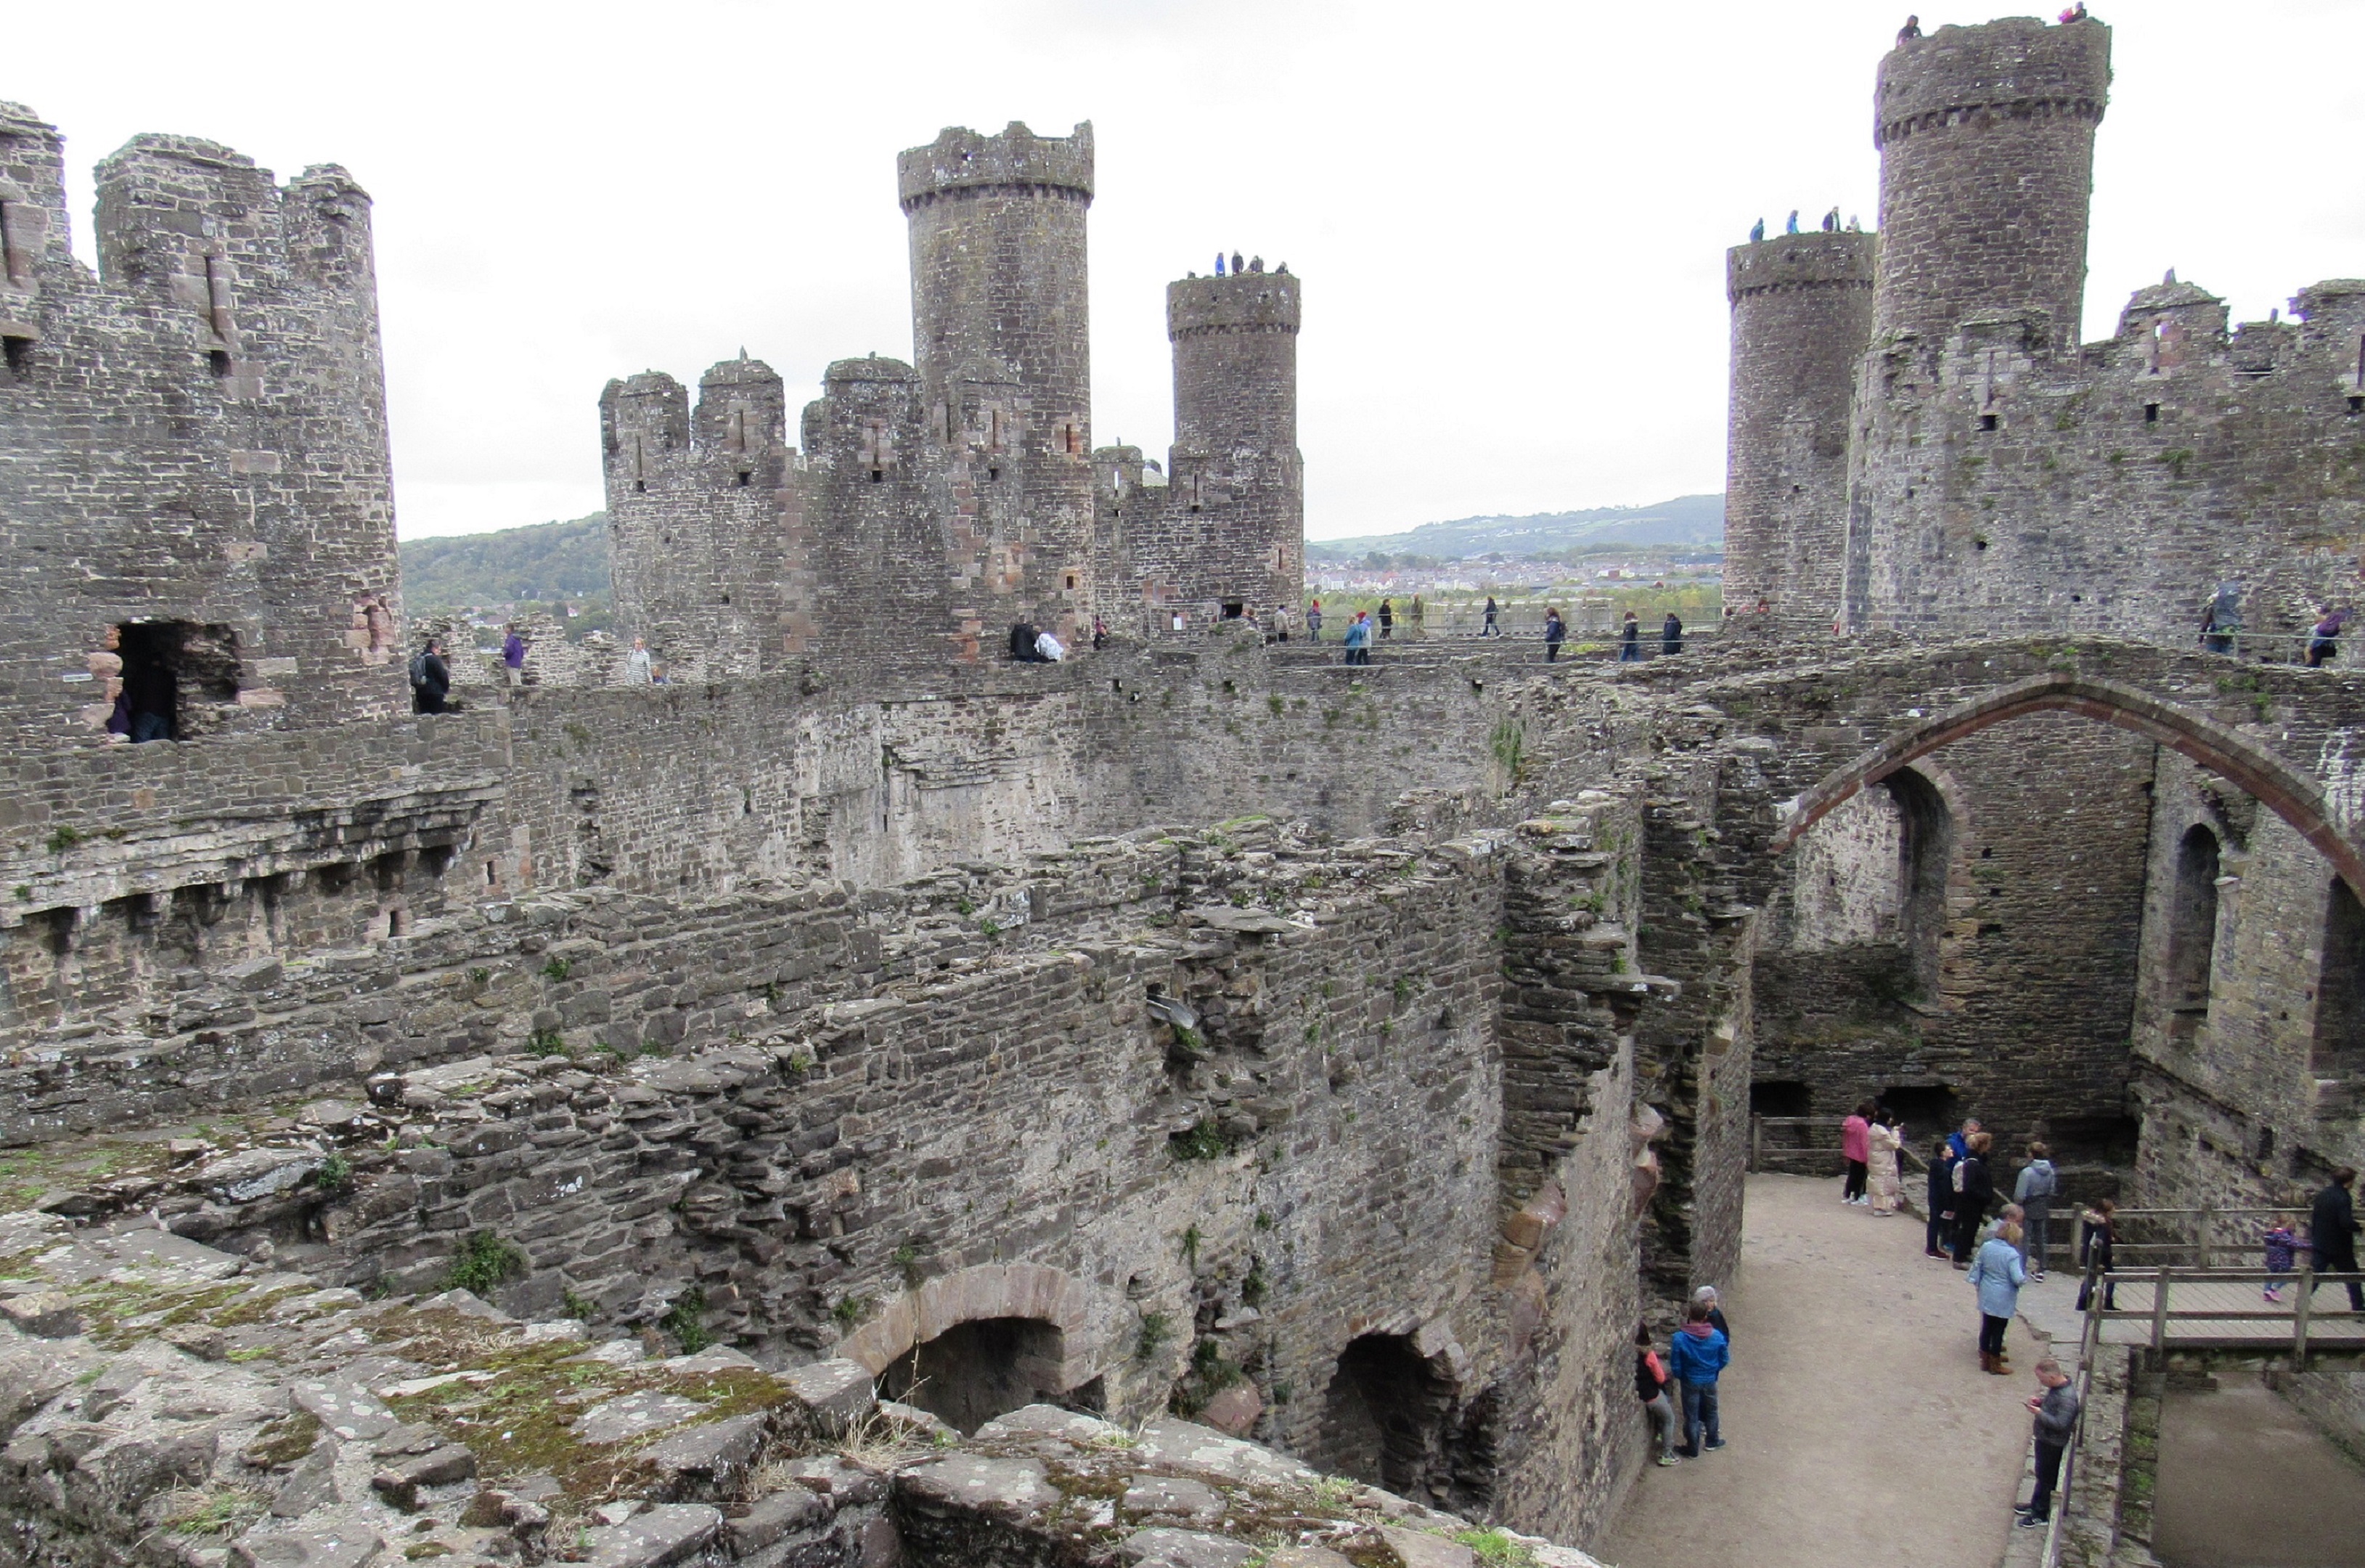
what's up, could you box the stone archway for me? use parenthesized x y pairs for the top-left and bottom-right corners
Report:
(1773, 670), (2365, 898)
(836, 1262), (1107, 1432)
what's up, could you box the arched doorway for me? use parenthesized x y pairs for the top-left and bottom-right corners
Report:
(2162, 825), (2221, 1047)
(875, 1315), (1074, 1434)
(1310, 1333), (1491, 1511)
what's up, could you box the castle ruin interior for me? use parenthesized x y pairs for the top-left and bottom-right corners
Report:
(1, 12), (2361, 1567)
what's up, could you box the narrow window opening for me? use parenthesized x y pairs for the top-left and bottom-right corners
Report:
(387, 909), (407, 939)
(0, 196), (20, 287)
(1978, 412), (1998, 432)
(634, 479), (647, 492)
(1064, 573), (1079, 591)
(2311, 878), (2365, 1085)
(207, 349), (232, 378)
(870, 469), (883, 483)
(2144, 403), (2160, 423)
(987, 466), (1000, 483)
(2, 335), (29, 375)
(735, 470), (751, 486)
(486, 860), (499, 886)
(2348, 396), (2363, 417)
(2164, 825), (2221, 1048)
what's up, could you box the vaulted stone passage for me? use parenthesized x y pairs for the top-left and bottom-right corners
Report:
(1310, 1333), (1493, 1512)
(875, 1315), (1070, 1434)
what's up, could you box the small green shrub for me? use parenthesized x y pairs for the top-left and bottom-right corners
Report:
(540, 956), (573, 981)
(562, 1288), (596, 1321)
(46, 825), (82, 854)
(893, 1241), (924, 1289)
(1171, 1122), (1230, 1162)
(444, 1230), (527, 1295)
(312, 1153), (354, 1196)
(1135, 1310), (1173, 1361)
(1453, 1529), (1540, 1567)
(659, 1286), (712, 1353)
(526, 1027), (569, 1058)
(467, 967), (491, 985)
(1241, 1257), (1267, 1307)
(830, 1294), (870, 1328)
(1180, 1224), (1202, 1269)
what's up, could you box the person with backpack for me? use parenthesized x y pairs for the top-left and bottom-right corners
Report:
(1667, 1299), (1729, 1456)
(409, 638), (451, 715)
(1543, 607), (1567, 663)
(1634, 1322), (1680, 1466)
(1481, 597), (1500, 637)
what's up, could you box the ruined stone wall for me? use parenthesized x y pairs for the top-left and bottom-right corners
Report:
(2129, 752), (2365, 1208)
(0, 105), (405, 748)
(1723, 233), (1875, 626)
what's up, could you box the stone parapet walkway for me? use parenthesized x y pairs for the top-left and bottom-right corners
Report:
(1598, 1174), (2041, 1568)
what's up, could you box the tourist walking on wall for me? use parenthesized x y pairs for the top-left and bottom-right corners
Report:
(1968, 1218), (2026, 1373)
(1841, 1101), (1874, 1206)
(2306, 606), (2348, 668)
(1635, 1323), (1680, 1466)
(625, 637), (653, 685)
(1667, 1299), (1729, 1456)
(1867, 1111), (1903, 1215)
(1662, 611), (1683, 657)
(1482, 597), (1500, 637)
(1343, 613), (1371, 666)
(1544, 607), (1567, 663)
(2310, 1167), (2364, 1312)
(1927, 1136), (1958, 1259)
(1306, 600), (1323, 642)
(2017, 1357), (2080, 1528)
(1378, 599), (1395, 640)
(1618, 611), (1642, 662)
(2015, 1143), (2059, 1280)
(502, 624), (527, 688)
(1409, 595), (1426, 640)
(2075, 1199), (2119, 1311)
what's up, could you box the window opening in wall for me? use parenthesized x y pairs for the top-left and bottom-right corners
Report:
(2164, 825), (2221, 1048)
(2144, 403), (2160, 423)
(870, 469), (883, 483)
(207, 349), (232, 378)
(1064, 573), (1079, 591)
(1874, 1083), (1958, 1146)
(387, 909), (407, 939)
(875, 1317), (1068, 1434)
(736, 470), (751, 486)
(1314, 1334), (1485, 1509)
(2, 334), (29, 375)
(1749, 1080), (1812, 1118)
(987, 466), (1000, 482)
(1979, 413), (1998, 432)
(486, 861), (499, 886)
(1883, 768), (1953, 999)
(2310, 877), (2365, 1086)
(1220, 600), (1244, 619)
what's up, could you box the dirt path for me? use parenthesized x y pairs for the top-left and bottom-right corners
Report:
(1594, 1174), (2039, 1568)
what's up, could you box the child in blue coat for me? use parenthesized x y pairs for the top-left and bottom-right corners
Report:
(1667, 1299), (1731, 1456)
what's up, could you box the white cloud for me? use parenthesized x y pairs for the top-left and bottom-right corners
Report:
(13, 0), (2361, 543)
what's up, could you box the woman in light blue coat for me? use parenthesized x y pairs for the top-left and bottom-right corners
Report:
(1967, 1220), (2026, 1376)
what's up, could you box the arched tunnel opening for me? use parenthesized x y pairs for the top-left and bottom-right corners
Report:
(1312, 1333), (1494, 1511)
(875, 1315), (1085, 1435)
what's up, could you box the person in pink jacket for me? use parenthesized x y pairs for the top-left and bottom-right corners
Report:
(1841, 1100), (1874, 1206)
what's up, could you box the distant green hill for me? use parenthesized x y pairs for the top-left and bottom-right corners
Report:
(399, 513), (610, 609)
(1308, 494), (1723, 560)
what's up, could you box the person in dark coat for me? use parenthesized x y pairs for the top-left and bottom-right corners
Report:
(1618, 611), (1642, 662)
(1662, 612), (1683, 656)
(1692, 1285), (1731, 1344)
(2076, 1199), (2119, 1311)
(1927, 1137), (1957, 1259)
(409, 639), (452, 716)
(1543, 607), (1567, 663)
(1377, 599), (1394, 640)
(2311, 1167), (2363, 1311)
(1953, 1131), (1996, 1266)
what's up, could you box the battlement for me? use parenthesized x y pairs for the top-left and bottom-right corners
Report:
(896, 121), (1094, 209)
(1167, 269), (1302, 338)
(1876, 15), (2110, 147)
(1726, 232), (1877, 302)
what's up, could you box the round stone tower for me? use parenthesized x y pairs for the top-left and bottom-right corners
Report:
(1872, 17), (2110, 351)
(897, 122), (1097, 647)
(1724, 233), (1876, 625)
(1165, 268), (1303, 613)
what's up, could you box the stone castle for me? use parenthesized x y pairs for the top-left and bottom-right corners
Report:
(0, 13), (2361, 1567)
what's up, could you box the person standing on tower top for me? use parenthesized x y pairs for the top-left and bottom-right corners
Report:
(1785, 211), (1800, 234)
(1214, 253), (1225, 277)
(1898, 15), (1921, 44)
(1232, 251), (1244, 276)
(1749, 218), (1765, 243)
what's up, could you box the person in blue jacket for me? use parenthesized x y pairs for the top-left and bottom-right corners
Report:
(1968, 1219), (2027, 1374)
(1667, 1298), (1731, 1457)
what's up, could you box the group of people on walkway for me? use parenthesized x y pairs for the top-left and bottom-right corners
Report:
(1634, 1287), (1733, 1466)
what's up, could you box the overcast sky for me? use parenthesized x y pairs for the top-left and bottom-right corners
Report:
(13, 1), (2364, 541)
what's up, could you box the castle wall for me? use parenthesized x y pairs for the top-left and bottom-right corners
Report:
(0, 105), (405, 748)
(1723, 234), (1875, 625)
